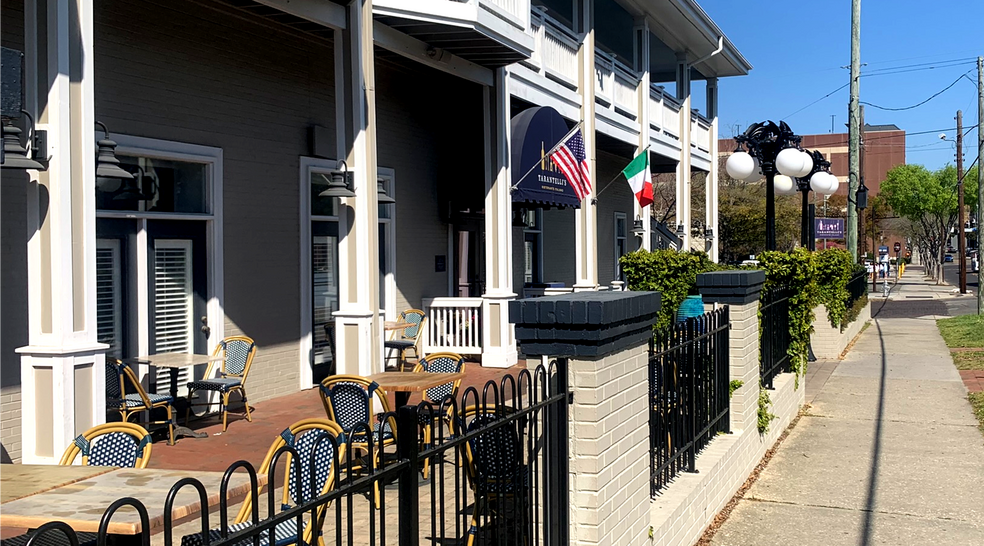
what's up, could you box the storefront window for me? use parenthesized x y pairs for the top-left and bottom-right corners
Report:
(97, 156), (207, 213)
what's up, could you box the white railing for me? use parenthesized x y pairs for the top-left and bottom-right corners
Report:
(692, 113), (711, 152)
(595, 49), (615, 107)
(662, 93), (681, 139)
(526, 7), (579, 88)
(478, 0), (530, 30)
(649, 86), (666, 133)
(422, 297), (484, 356)
(613, 64), (638, 116)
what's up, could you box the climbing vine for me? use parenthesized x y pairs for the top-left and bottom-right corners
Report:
(815, 248), (858, 329)
(757, 384), (776, 434)
(757, 248), (819, 383)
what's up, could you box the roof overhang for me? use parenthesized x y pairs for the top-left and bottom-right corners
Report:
(619, 0), (751, 78)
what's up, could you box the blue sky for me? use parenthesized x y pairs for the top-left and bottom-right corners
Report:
(698, 0), (982, 172)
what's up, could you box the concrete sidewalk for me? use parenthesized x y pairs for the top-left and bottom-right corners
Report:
(711, 302), (984, 544)
(871, 263), (971, 301)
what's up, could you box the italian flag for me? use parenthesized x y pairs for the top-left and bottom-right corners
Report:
(622, 151), (654, 207)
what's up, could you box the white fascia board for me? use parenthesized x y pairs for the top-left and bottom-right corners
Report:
(253, 0), (347, 30)
(373, 22), (494, 87)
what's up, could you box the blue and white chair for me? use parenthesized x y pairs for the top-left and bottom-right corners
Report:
(186, 335), (257, 432)
(413, 352), (465, 479)
(106, 358), (175, 445)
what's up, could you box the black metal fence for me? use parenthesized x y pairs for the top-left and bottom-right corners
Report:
(846, 268), (868, 308)
(649, 308), (730, 496)
(759, 285), (791, 389)
(14, 360), (570, 546)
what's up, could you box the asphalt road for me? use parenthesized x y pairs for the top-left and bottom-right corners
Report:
(941, 261), (979, 294)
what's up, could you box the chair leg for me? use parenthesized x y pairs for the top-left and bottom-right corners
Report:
(166, 405), (175, 445)
(241, 388), (252, 422)
(466, 498), (482, 546)
(221, 392), (230, 432)
(421, 424), (431, 480)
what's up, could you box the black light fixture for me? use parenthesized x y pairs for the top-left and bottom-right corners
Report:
(632, 216), (645, 237)
(855, 179), (868, 211)
(95, 122), (133, 180)
(112, 166), (156, 202)
(676, 223), (685, 236)
(376, 178), (396, 204)
(319, 159), (356, 198)
(1, 111), (47, 171)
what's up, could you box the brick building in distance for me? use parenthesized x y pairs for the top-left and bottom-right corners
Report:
(720, 123), (906, 196)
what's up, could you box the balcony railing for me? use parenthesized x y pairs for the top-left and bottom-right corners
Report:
(421, 297), (484, 356)
(524, 7), (579, 89)
(479, 0), (530, 30)
(650, 86), (681, 140)
(594, 50), (638, 118)
(691, 113), (711, 152)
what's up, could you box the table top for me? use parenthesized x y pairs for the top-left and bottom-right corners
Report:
(1, 464), (118, 504)
(0, 467), (264, 535)
(124, 352), (223, 368)
(384, 321), (414, 331)
(366, 371), (465, 392)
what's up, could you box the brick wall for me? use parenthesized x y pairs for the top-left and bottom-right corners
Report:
(811, 301), (871, 360)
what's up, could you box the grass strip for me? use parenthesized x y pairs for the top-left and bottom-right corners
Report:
(936, 314), (984, 348)
(969, 392), (984, 435)
(952, 351), (984, 370)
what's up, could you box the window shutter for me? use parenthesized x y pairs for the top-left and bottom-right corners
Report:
(96, 240), (123, 358)
(153, 240), (194, 394)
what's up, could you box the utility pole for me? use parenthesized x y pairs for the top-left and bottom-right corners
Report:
(977, 56), (983, 314)
(956, 110), (967, 294)
(847, 0), (861, 261)
(859, 105), (867, 258)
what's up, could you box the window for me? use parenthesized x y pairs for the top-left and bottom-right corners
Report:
(523, 208), (543, 284)
(614, 212), (627, 281)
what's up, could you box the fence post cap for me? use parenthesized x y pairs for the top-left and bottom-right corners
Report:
(510, 291), (660, 358)
(696, 270), (766, 304)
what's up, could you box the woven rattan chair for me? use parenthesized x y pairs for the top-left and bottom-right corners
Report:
(59, 422), (153, 468)
(385, 309), (426, 370)
(180, 419), (346, 546)
(106, 358), (175, 445)
(319, 375), (397, 507)
(185, 336), (257, 432)
(459, 405), (529, 546)
(413, 352), (465, 479)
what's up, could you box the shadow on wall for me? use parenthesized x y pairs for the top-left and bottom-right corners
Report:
(1, 444), (11, 463)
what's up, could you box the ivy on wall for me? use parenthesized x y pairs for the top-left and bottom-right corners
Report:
(620, 250), (722, 331)
(815, 248), (856, 329)
(757, 248), (819, 382)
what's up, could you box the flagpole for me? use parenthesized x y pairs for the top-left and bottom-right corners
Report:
(509, 121), (584, 192)
(593, 145), (651, 200)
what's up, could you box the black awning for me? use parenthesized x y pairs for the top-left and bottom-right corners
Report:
(510, 106), (581, 209)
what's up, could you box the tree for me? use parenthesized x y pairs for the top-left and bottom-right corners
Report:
(717, 173), (801, 263)
(879, 164), (975, 282)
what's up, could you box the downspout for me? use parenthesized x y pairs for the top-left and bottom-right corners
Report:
(692, 35), (723, 67)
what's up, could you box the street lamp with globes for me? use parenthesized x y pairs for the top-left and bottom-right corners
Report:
(725, 121), (816, 250)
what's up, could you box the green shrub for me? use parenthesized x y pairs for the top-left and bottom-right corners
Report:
(620, 249), (722, 330)
(757, 248), (819, 383)
(815, 248), (858, 329)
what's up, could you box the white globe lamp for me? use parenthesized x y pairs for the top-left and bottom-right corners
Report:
(824, 176), (839, 196)
(773, 174), (796, 195)
(775, 148), (804, 177)
(795, 151), (814, 177)
(810, 172), (833, 193)
(744, 157), (764, 182)
(725, 151), (755, 180)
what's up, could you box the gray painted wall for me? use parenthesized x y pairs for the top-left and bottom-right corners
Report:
(2, 0), (28, 463)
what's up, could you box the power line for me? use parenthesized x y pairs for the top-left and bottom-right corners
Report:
(783, 83), (850, 119)
(860, 71), (972, 111)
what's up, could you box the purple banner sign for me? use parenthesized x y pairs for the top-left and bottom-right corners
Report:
(815, 218), (844, 239)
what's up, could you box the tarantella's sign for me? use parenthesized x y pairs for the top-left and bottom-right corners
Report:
(814, 218), (844, 239)
(510, 106), (582, 209)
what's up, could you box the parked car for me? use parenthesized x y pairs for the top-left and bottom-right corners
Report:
(944, 255), (954, 262)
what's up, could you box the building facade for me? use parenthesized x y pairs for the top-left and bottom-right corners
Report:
(1, 0), (748, 463)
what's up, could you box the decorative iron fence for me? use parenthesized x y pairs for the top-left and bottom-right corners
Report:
(760, 285), (792, 389)
(846, 268), (868, 308)
(649, 308), (730, 496)
(13, 361), (570, 546)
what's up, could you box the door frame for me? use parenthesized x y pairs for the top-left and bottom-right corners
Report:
(96, 135), (224, 383)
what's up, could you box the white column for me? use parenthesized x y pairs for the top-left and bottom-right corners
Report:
(574, 0), (598, 290)
(676, 53), (692, 251)
(334, 0), (381, 377)
(635, 19), (651, 250)
(707, 77), (720, 262)
(481, 68), (518, 369)
(18, 0), (107, 464)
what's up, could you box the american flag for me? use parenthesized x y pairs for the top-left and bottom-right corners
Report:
(549, 129), (591, 201)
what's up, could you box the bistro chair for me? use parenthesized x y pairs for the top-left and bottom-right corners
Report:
(319, 375), (398, 507)
(181, 419), (346, 546)
(459, 405), (530, 546)
(412, 352), (466, 479)
(59, 422), (153, 468)
(0, 424), (155, 546)
(185, 335), (257, 432)
(384, 309), (426, 370)
(106, 358), (175, 445)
